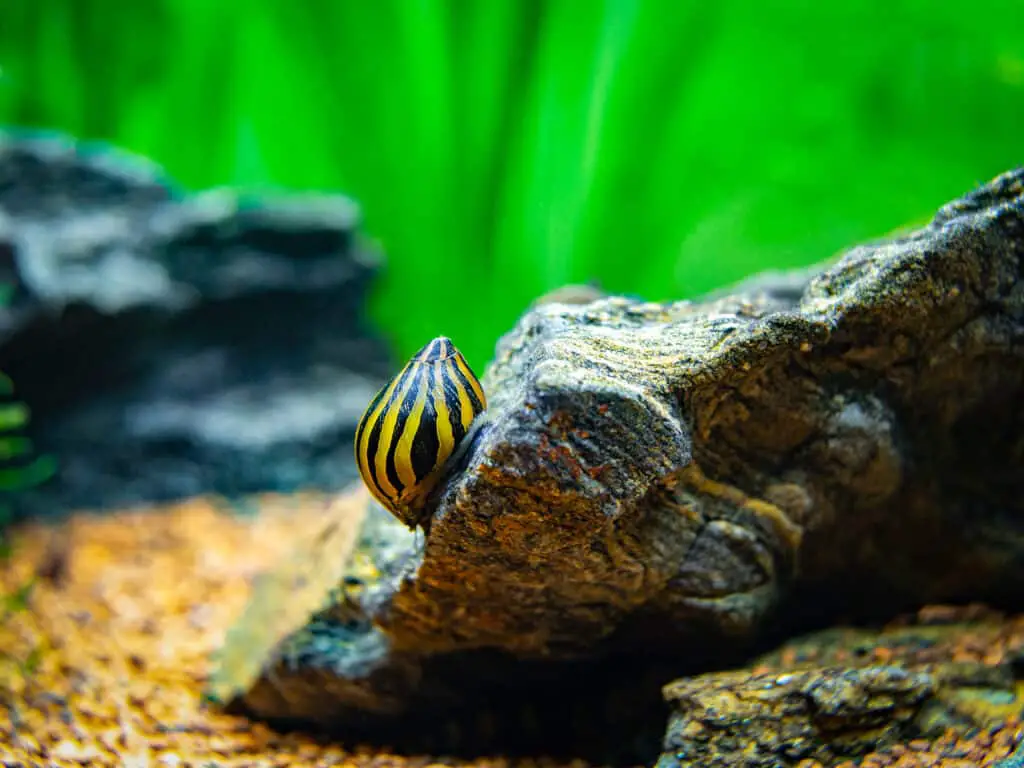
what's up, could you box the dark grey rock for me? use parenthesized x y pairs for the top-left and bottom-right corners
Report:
(0, 130), (392, 519)
(231, 168), (1024, 761)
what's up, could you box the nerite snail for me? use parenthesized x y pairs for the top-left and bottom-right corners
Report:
(354, 336), (488, 530)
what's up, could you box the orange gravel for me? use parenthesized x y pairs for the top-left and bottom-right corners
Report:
(0, 494), (1021, 767)
(0, 495), (591, 768)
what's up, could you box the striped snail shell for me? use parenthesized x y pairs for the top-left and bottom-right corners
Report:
(354, 336), (487, 530)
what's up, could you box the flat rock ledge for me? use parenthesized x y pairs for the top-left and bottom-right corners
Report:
(227, 168), (1024, 761)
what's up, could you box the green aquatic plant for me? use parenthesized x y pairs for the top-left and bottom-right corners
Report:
(0, 370), (55, 559)
(0, 572), (44, 712)
(0, 373), (55, 528)
(2, 1), (1024, 368)
(0, 282), (56, 553)
(0, 374), (52, 697)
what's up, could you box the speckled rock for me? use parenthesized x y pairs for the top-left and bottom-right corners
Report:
(658, 665), (936, 767)
(656, 605), (1024, 767)
(231, 169), (1024, 759)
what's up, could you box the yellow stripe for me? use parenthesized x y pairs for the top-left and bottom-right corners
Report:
(441, 360), (469, 433)
(454, 352), (487, 411)
(393, 366), (429, 492)
(373, 362), (419, 502)
(356, 369), (405, 499)
(433, 361), (455, 463)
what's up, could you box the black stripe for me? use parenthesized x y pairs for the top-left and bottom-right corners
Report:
(355, 385), (388, 471)
(414, 336), (457, 363)
(415, 337), (442, 363)
(442, 360), (466, 444)
(449, 355), (485, 414)
(364, 413), (389, 504)
(410, 365), (442, 482)
(384, 363), (427, 496)
(366, 362), (417, 504)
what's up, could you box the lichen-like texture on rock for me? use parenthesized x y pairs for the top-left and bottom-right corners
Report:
(658, 665), (935, 767)
(236, 169), (1023, 759)
(656, 604), (1024, 767)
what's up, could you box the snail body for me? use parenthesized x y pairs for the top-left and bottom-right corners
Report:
(354, 336), (487, 530)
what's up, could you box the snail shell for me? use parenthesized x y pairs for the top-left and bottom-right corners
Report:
(354, 336), (487, 529)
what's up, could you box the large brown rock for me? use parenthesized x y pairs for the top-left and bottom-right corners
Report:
(382, 166), (1024, 657)
(225, 168), (1024, 761)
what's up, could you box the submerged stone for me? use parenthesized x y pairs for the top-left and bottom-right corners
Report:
(0, 130), (390, 519)
(223, 168), (1024, 760)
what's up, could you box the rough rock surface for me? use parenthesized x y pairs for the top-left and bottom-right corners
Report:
(0, 130), (391, 520)
(230, 168), (1024, 760)
(386, 164), (1024, 656)
(659, 666), (936, 767)
(657, 604), (1024, 767)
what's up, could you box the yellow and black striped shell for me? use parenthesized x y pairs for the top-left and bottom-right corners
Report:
(354, 336), (487, 529)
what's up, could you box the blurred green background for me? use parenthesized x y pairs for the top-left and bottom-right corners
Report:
(1, 0), (1022, 370)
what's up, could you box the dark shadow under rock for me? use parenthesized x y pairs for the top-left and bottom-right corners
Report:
(0, 130), (392, 521)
